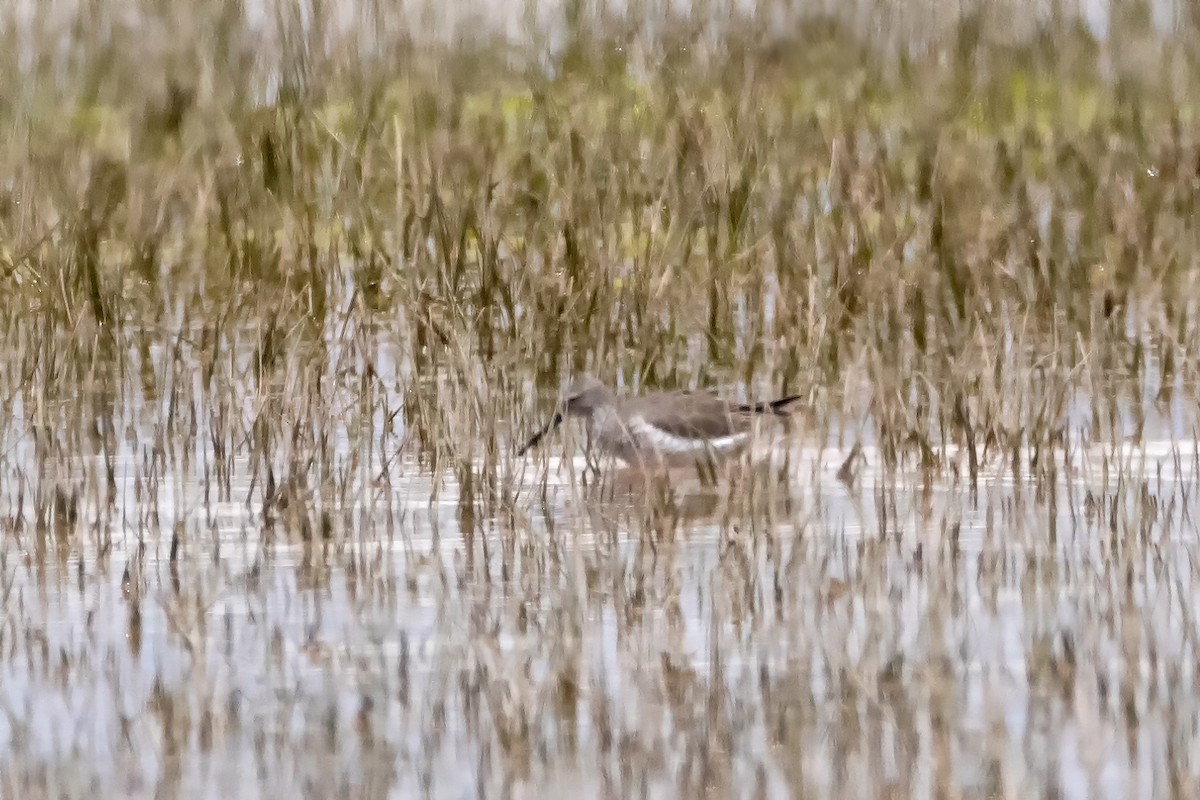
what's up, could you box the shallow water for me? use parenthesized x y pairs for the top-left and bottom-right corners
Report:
(2, 365), (1199, 799)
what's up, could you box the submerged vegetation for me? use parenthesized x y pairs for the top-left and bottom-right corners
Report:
(2, 0), (1200, 796)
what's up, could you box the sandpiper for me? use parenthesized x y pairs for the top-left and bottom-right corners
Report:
(517, 375), (803, 468)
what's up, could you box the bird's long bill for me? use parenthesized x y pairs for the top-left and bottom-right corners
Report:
(516, 411), (563, 456)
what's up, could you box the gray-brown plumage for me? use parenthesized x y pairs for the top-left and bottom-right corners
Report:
(518, 375), (802, 467)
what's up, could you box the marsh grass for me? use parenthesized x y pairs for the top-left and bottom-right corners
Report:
(2, 0), (1200, 797)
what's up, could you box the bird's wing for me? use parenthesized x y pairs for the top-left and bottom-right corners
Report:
(628, 392), (747, 439)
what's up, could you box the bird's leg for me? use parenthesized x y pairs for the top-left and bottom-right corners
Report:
(583, 426), (602, 484)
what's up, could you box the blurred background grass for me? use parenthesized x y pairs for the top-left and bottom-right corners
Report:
(1, 0), (1197, 473)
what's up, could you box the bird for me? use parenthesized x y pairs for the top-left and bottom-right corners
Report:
(517, 374), (803, 469)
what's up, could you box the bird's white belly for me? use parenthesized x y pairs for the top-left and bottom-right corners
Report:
(593, 416), (747, 466)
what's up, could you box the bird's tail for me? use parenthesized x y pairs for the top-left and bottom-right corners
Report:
(738, 394), (805, 417)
